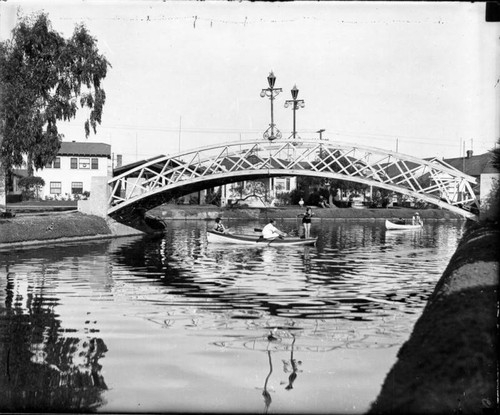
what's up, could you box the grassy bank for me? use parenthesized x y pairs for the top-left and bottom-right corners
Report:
(150, 204), (464, 221)
(0, 211), (111, 246)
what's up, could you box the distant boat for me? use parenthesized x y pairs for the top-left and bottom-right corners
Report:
(207, 230), (317, 246)
(385, 219), (423, 230)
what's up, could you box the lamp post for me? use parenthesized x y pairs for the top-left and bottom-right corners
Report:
(317, 129), (325, 158)
(284, 85), (305, 140)
(260, 71), (282, 141)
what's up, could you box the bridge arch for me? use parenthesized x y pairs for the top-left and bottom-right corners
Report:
(108, 139), (479, 221)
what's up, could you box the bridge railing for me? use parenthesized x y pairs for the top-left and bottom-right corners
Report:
(108, 139), (479, 219)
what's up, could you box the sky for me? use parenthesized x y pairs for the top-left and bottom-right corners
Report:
(1, 0), (499, 166)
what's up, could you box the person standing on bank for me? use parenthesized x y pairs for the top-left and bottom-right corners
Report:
(299, 207), (313, 239)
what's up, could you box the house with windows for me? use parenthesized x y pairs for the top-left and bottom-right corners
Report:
(36, 141), (111, 199)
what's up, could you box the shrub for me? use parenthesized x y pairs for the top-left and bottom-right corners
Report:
(18, 176), (45, 200)
(289, 188), (304, 205)
(205, 189), (221, 206)
(480, 177), (500, 222)
(276, 191), (291, 205)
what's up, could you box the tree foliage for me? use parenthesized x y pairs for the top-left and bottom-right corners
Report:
(18, 175), (45, 199)
(0, 12), (110, 175)
(295, 147), (369, 204)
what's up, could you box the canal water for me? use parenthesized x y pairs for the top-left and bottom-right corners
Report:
(0, 219), (464, 413)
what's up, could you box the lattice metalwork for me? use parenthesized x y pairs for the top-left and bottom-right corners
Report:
(108, 139), (480, 220)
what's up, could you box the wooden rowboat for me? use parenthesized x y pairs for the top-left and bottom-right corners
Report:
(207, 230), (317, 246)
(385, 219), (423, 230)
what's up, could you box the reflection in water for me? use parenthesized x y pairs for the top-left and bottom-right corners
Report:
(262, 350), (273, 413)
(0, 220), (465, 413)
(0, 242), (111, 412)
(261, 333), (302, 413)
(284, 335), (300, 390)
(112, 220), (461, 323)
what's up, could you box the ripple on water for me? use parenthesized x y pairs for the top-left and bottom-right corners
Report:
(0, 220), (465, 413)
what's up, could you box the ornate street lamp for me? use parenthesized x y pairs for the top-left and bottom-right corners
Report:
(260, 71), (282, 141)
(317, 129), (326, 159)
(284, 85), (305, 140)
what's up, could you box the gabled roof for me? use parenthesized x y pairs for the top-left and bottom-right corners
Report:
(58, 141), (111, 158)
(113, 155), (167, 176)
(442, 152), (496, 176)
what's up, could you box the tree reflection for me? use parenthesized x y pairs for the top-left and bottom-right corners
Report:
(262, 350), (273, 413)
(261, 333), (303, 414)
(0, 268), (108, 412)
(283, 335), (301, 390)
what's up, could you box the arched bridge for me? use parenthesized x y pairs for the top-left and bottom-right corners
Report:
(108, 139), (480, 225)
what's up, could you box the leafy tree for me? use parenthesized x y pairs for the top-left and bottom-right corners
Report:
(18, 175), (45, 200)
(205, 188), (221, 206)
(0, 12), (110, 175)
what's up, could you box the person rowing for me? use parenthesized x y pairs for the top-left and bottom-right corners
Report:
(261, 219), (286, 241)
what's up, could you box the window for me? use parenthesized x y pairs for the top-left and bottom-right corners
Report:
(44, 157), (60, 169)
(70, 158), (78, 169)
(50, 182), (61, 194)
(79, 158), (90, 169)
(286, 178), (291, 191)
(71, 182), (83, 194)
(91, 158), (98, 169)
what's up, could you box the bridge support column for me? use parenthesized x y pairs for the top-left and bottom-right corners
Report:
(78, 176), (109, 217)
(0, 165), (6, 212)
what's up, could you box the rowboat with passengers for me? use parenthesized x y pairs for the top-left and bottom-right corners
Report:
(385, 219), (423, 230)
(207, 230), (317, 246)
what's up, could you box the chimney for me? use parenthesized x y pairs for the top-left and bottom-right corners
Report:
(466, 150), (473, 158)
(116, 154), (122, 168)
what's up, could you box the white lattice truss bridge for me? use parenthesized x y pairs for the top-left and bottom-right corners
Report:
(108, 139), (480, 220)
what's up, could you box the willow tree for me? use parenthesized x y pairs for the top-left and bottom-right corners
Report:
(0, 12), (110, 176)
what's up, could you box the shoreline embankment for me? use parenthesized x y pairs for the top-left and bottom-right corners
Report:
(369, 221), (499, 414)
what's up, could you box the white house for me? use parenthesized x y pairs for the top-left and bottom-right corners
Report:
(223, 176), (297, 207)
(36, 141), (111, 199)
